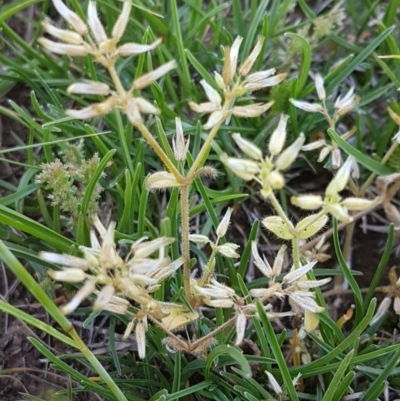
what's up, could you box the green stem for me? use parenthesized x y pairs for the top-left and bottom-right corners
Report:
(180, 185), (192, 302)
(199, 247), (218, 287)
(187, 99), (232, 180)
(137, 123), (183, 181)
(268, 192), (296, 236)
(292, 237), (300, 269)
(69, 329), (129, 401)
(107, 64), (127, 98)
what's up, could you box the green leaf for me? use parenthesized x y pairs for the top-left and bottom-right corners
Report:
(0, 0), (43, 23)
(256, 301), (299, 401)
(326, 26), (395, 93)
(360, 350), (400, 401)
(363, 224), (394, 312)
(285, 33), (311, 96)
(0, 301), (76, 348)
(240, 0), (270, 61)
(327, 129), (394, 175)
(333, 219), (363, 325)
(205, 345), (252, 379)
(322, 350), (354, 401)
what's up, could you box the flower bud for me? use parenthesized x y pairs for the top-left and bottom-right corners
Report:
(88, 1), (108, 44)
(269, 114), (289, 155)
(52, 0), (88, 35)
(229, 36), (243, 79)
(370, 296), (391, 325)
(67, 81), (110, 95)
(232, 133), (263, 160)
(42, 19), (84, 44)
(146, 172), (181, 190)
(325, 156), (354, 196)
(235, 313), (247, 346)
(112, 0), (132, 41)
(117, 39), (162, 56)
(244, 73), (287, 91)
(48, 268), (86, 282)
(315, 74), (326, 101)
(341, 197), (379, 211)
(173, 117), (189, 162)
(275, 133), (305, 171)
(221, 154), (259, 181)
(40, 252), (89, 269)
(132, 60), (177, 90)
(188, 234), (210, 245)
(291, 195), (324, 210)
(93, 284), (114, 310)
(232, 102), (273, 118)
(217, 243), (240, 258)
(38, 38), (88, 56)
(268, 170), (285, 189)
(326, 203), (352, 223)
(239, 36), (264, 77)
(216, 207), (233, 237)
(251, 241), (272, 278)
(204, 110), (226, 130)
(61, 280), (96, 314)
(289, 99), (324, 113)
(200, 79), (221, 105)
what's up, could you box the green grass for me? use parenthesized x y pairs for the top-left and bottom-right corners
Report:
(0, 0), (400, 400)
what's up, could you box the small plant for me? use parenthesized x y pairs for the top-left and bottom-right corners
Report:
(1, 1), (400, 400)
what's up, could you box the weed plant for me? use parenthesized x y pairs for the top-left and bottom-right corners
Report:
(0, 0), (400, 400)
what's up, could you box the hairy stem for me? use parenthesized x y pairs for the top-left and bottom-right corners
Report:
(180, 185), (192, 302)
(292, 237), (300, 269)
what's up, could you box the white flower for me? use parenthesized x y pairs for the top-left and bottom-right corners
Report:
(222, 121), (305, 198)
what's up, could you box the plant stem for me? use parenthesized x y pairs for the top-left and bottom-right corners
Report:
(268, 192), (296, 236)
(107, 64), (126, 98)
(68, 329), (129, 401)
(180, 184), (192, 302)
(137, 123), (183, 181)
(187, 99), (231, 180)
(292, 237), (300, 269)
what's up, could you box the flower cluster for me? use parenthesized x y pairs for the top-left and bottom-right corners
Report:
(190, 36), (286, 129)
(39, 0), (175, 125)
(290, 74), (359, 168)
(291, 157), (379, 223)
(221, 114), (305, 198)
(250, 243), (331, 315)
(40, 216), (199, 358)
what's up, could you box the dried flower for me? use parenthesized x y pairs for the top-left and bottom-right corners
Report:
(250, 243), (329, 314)
(41, 217), (181, 314)
(371, 267), (400, 324)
